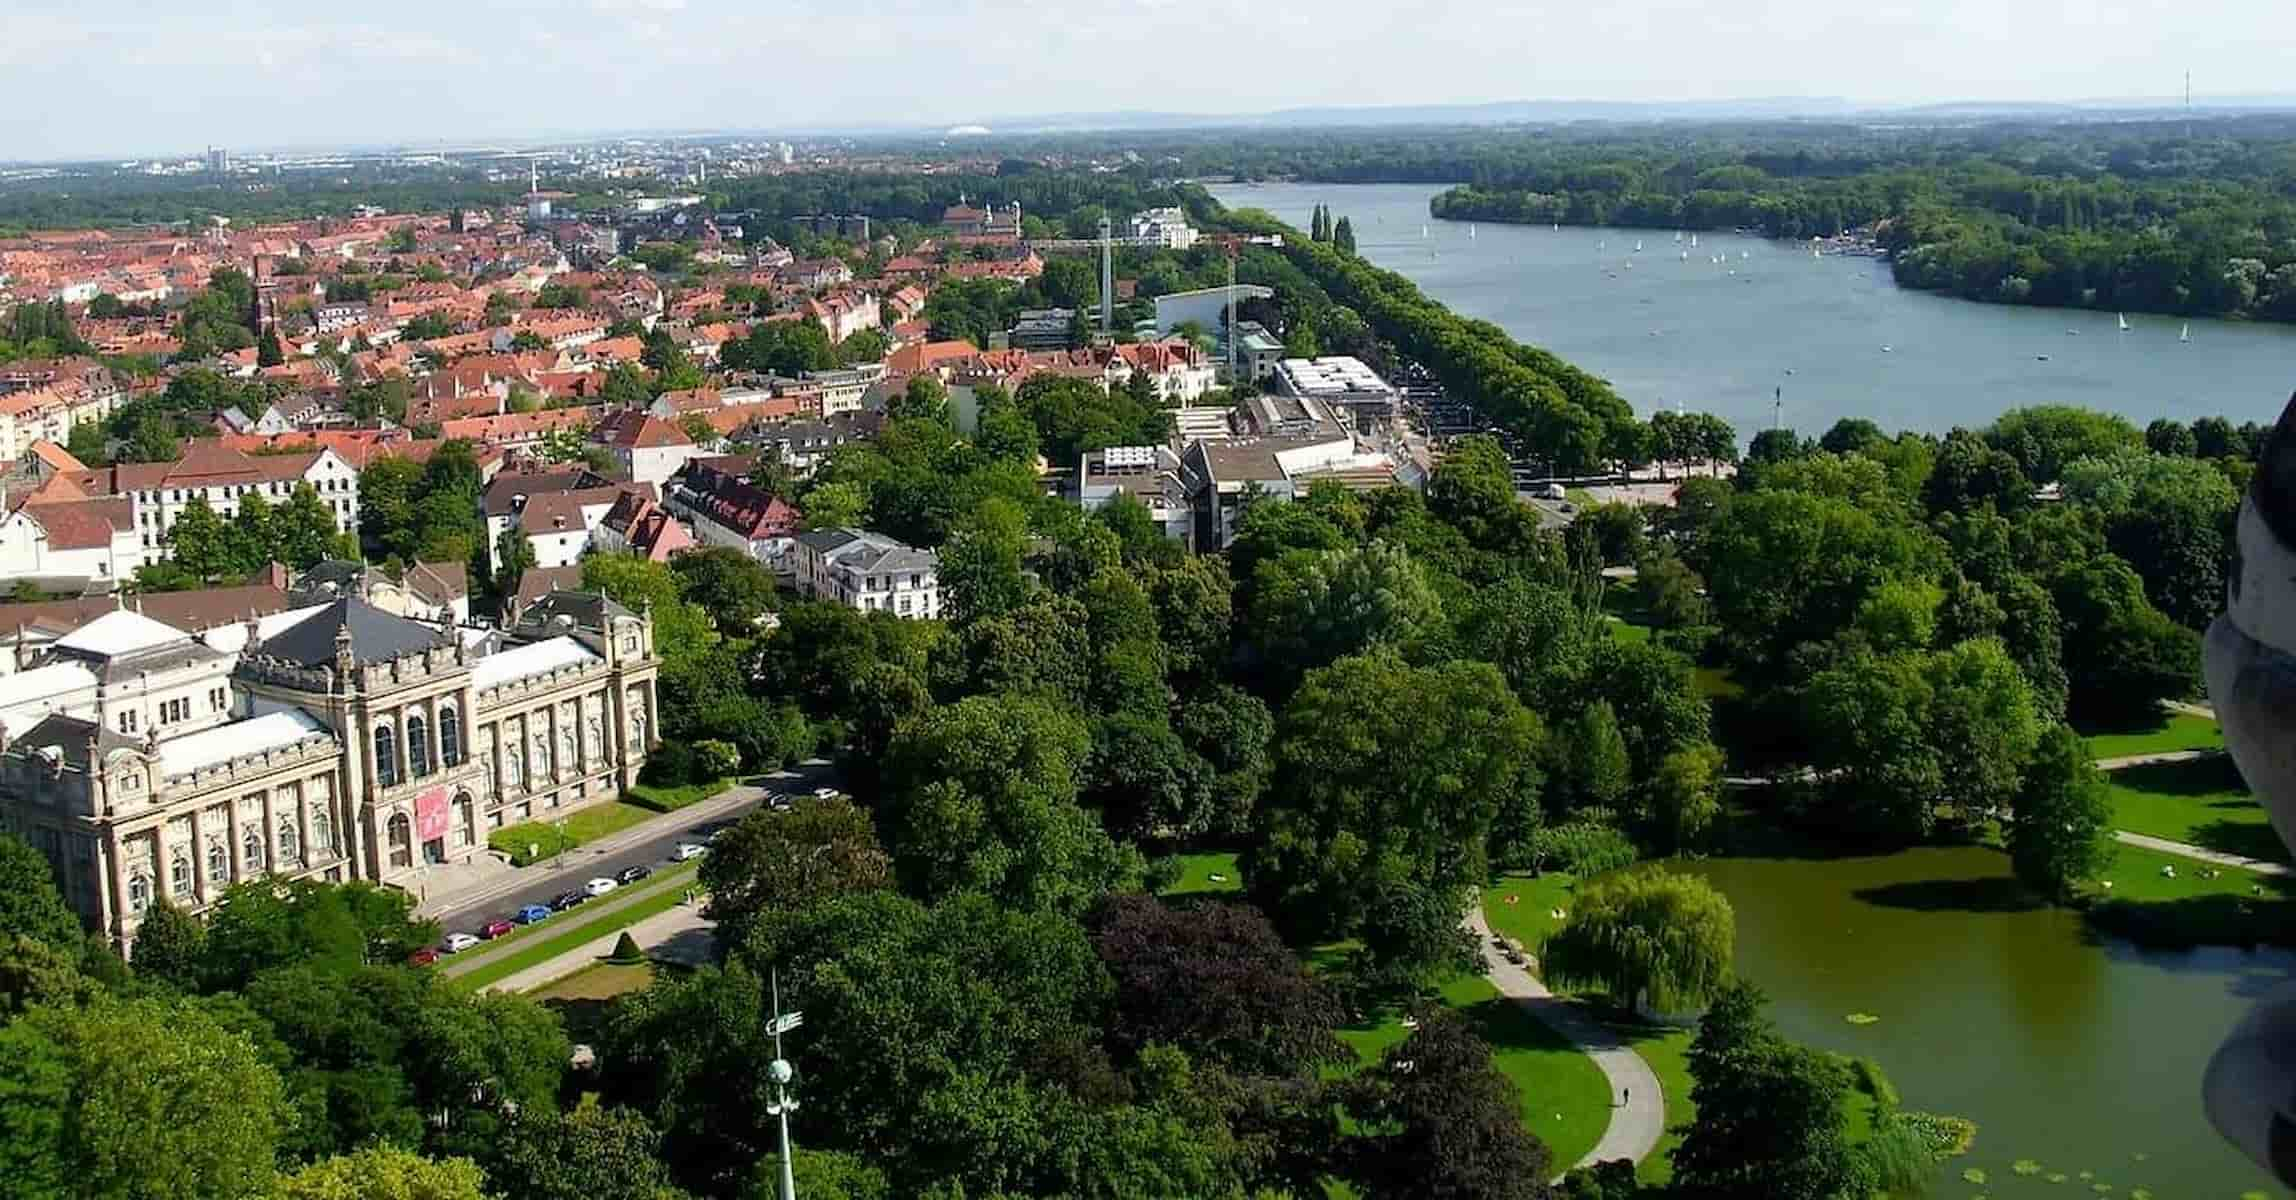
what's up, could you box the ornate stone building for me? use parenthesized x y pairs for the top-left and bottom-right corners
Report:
(0, 590), (657, 951)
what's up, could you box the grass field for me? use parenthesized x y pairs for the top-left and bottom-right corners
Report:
(527, 961), (654, 1003)
(1481, 873), (1580, 957)
(1607, 618), (1653, 646)
(2080, 713), (2223, 760)
(2102, 756), (2280, 862)
(1162, 851), (1242, 898)
(488, 801), (658, 866)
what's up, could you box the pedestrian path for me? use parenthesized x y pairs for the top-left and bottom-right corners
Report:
(2095, 748), (2221, 771)
(1466, 908), (1664, 1176)
(2113, 830), (2292, 878)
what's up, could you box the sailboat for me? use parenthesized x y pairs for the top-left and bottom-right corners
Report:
(1420, 224), (1429, 239)
(1673, 231), (1683, 243)
(2180, 322), (2192, 343)
(1690, 233), (1699, 248)
(2117, 313), (2130, 332)
(1812, 246), (1822, 259)
(1470, 224), (1477, 238)
(1552, 222), (1561, 231)
(1598, 239), (1606, 250)
(1740, 250), (1749, 260)
(1680, 250), (1689, 261)
(1634, 239), (1644, 253)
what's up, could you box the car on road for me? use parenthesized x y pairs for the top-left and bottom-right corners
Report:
(480, 918), (516, 939)
(550, 890), (586, 911)
(813, 786), (839, 800)
(441, 932), (481, 954)
(671, 842), (706, 861)
(515, 904), (552, 925)
(582, 877), (619, 898)
(616, 864), (653, 885)
(409, 947), (441, 967)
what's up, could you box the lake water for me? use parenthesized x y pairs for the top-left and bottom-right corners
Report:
(1207, 182), (2296, 437)
(1682, 849), (2288, 1197)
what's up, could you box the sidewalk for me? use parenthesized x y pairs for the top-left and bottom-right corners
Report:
(474, 901), (714, 994)
(413, 781), (763, 918)
(439, 861), (699, 980)
(2095, 749), (2221, 771)
(2114, 830), (2292, 878)
(1466, 908), (1664, 1177)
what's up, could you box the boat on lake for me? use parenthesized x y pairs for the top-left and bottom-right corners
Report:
(2181, 322), (2192, 343)
(2118, 312), (2131, 331)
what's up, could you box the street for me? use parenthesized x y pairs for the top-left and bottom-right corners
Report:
(423, 759), (844, 938)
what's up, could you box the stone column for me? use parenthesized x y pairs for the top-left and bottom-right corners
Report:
(188, 807), (207, 899)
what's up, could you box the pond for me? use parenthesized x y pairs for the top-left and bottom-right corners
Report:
(1680, 848), (2290, 1197)
(1204, 181), (2296, 438)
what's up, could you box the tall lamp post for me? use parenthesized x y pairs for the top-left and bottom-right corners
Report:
(766, 970), (805, 1200)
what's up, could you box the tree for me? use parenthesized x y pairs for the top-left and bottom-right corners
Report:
(128, 899), (205, 990)
(1088, 894), (1347, 1076)
(2008, 724), (2114, 901)
(699, 795), (891, 950)
(1332, 215), (1357, 254)
(1635, 547), (1708, 628)
(275, 1147), (489, 1200)
(199, 877), (438, 985)
(601, 362), (652, 409)
(1248, 654), (1543, 978)
(486, 1106), (688, 1200)
(1647, 742), (1725, 852)
(277, 483), (347, 568)
(257, 328), (284, 367)
(1339, 1008), (1555, 1200)
(1551, 701), (1631, 817)
(0, 833), (83, 953)
(0, 995), (289, 1200)
(879, 694), (1142, 914)
(670, 546), (779, 636)
(164, 495), (237, 582)
(493, 526), (538, 596)
(936, 495), (1030, 625)
(1247, 540), (1443, 685)
(1541, 869), (1734, 1012)
(1672, 983), (1863, 1200)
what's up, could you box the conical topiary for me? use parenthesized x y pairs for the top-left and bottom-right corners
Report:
(607, 932), (644, 965)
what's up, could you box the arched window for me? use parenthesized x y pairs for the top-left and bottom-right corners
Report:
(170, 852), (192, 898)
(387, 813), (412, 869)
(278, 818), (300, 867)
(505, 746), (524, 791)
(312, 808), (334, 854)
(206, 839), (229, 887)
(374, 724), (399, 788)
(439, 707), (462, 767)
(243, 827), (265, 874)
(559, 729), (577, 774)
(127, 872), (150, 913)
(407, 715), (431, 778)
(532, 730), (552, 777)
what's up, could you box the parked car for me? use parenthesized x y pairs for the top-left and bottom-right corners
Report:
(582, 877), (619, 898)
(480, 918), (516, 940)
(409, 947), (441, 967)
(616, 864), (653, 885)
(515, 904), (552, 925)
(441, 932), (481, 954)
(705, 827), (731, 844)
(813, 786), (839, 800)
(550, 890), (586, 911)
(671, 842), (706, 861)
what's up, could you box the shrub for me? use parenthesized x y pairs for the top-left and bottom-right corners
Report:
(607, 932), (644, 965)
(694, 739), (741, 779)
(1522, 821), (1640, 876)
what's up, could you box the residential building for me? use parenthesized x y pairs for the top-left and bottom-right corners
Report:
(1177, 434), (1393, 549)
(664, 457), (801, 569)
(288, 560), (471, 626)
(0, 496), (143, 590)
(59, 442), (361, 554)
(1077, 445), (1192, 545)
(1128, 207), (1200, 250)
(0, 594), (658, 951)
(1272, 356), (1399, 430)
(791, 528), (940, 619)
(1008, 308), (1079, 350)
(591, 491), (693, 562)
(592, 409), (703, 490)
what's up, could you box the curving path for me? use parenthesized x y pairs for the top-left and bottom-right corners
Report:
(1467, 908), (1664, 1174)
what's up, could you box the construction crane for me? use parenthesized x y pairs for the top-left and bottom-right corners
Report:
(1193, 232), (1285, 383)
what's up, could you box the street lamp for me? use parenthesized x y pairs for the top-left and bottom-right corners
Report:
(765, 969), (805, 1200)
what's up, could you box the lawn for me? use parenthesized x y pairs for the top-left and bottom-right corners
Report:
(527, 961), (654, 1003)
(624, 775), (731, 814)
(1481, 872), (1581, 956)
(1607, 618), (1653, 647)
(1331, 973), (1615, 1170)
(2080, 712), (2223, 760)
(2082, 841), (2296, 950)
(488, 801), (658, 866)
(2102, 756), (2280, 862)
(1162, 851), (1242, 898)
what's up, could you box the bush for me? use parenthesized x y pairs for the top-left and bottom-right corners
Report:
(643, 742), (696, 787)
(1522, 822), (1640, 876)
(693, 739), (741, 779)
(606, 932), (644, 965)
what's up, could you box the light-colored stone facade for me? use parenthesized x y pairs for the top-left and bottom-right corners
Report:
(0, 592), (657, 951)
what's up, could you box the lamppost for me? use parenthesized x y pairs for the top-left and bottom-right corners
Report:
(765, 970), (805, 1200)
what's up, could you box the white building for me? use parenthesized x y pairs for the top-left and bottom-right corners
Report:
(0, 498), (144, 589)
(593, 410), (704, 491)
(1153, 285), (1273, 338)
(791, 528), (940, 619)
(1272, 356), (1399, 430)
(1129, 207), (1200, 250)
(1078, 445), (1192, 546)
(64, 442), (362, 554)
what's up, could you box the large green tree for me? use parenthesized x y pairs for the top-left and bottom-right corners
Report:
(698, 795), (891, 951)
(2008, 724), (2115, 901)
(1541, 869), (1736, 1012)
(1672, 983), (1864, 1200)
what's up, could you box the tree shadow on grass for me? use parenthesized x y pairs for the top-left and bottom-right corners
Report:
(1852, 876), (2046, 914)
(2187, 817), (2292, 863)
(2116, 756), (2250, 797)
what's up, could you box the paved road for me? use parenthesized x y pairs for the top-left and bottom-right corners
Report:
(425, 760), (842, 939)
(2096, 748), (2223, 771)
(471, 900), (715, 994)
(2114, 830), (2293, 878)
(1468, 908), (1664, 1177)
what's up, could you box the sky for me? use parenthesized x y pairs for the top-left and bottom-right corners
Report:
(4, 0), (2292, 161)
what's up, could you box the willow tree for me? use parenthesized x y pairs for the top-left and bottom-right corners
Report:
(1540, 869), (1735, 1013)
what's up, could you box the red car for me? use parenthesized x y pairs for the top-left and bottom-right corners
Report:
(480, 918), (517, 940)
(408, 947), (441, 967)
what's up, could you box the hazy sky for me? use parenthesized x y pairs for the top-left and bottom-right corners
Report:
(4, 0), (2288, 160)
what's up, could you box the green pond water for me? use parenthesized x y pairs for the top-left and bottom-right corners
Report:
(1681, 848), (2288, 1197)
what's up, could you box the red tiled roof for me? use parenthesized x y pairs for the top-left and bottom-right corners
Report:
(20, 496), (132, 549)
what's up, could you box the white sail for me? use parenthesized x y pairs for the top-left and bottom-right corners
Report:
(1421, 224), (1428, 238)
(2181, 322), (2192, 342)
(1673, 231), (1682, 242)
(2118, 313), (2130, 331)
(1690, 233), (1699, 247)
(1634, 239), (1644, 252)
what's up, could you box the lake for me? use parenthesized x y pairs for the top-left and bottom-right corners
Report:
(1682, 849), (2288, 1197)
(1206, 182), (2296, 438)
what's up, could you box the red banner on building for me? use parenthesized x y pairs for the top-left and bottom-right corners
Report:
(414, 787), (450, 843)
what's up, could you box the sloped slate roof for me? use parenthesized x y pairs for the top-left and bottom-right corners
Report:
(256, 597), (453, 668)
